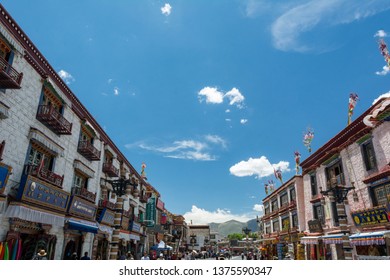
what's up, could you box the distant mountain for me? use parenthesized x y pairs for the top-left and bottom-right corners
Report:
(209, 219), (259, 238)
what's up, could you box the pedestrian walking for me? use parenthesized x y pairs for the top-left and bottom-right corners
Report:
(81, 252), (91, 260)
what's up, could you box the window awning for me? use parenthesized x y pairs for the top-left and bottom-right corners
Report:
(349, 231), (390, 246)
(322, 234), (344, 244)
(300, 236), (321, 245)
(98, 224), (113, 235)
(29, 128), (64, 156)
(66, 218), (98, 233)
(5, 202), (65, 227)
(73, 160), (95, 178)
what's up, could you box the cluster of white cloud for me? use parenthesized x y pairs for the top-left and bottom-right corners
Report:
(245, 1), (390, 52)
(375, 65), (390, 76)
(183, 205), (263, 224)
(372, 91), (390, 105)
(126, 134), (227, 161)
(240, 119), (248, 124)
(198, 86), (245, 109)
(113, 87), (120, 96)
(161, 3), (172, 16)
(58, 70), (75, 84)
(374, 30), (388, 38)
(229, 155), (290, 179)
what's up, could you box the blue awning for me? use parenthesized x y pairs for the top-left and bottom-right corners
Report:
(66, 218), (98, 233)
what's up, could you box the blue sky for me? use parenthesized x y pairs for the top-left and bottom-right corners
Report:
(3, 0), (390, 224)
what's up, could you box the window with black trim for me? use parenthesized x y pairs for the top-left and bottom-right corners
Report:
(280, 193), (288, 207)
(310, 173), (318, 196)
(272, 220), (280, 232)
(292, 214), (298, 228)
(313, 203), (325, 225)
(325, 160), (345, 187)
(290, 187), (296, 202)
(372, 184), (390, 207)
(271, 199), (278, 212)
(361, 140), (377, 171)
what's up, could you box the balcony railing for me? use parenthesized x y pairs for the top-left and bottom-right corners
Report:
(0, 140), (4, 161)
(0, 56), (23, 89)
(139, 194), (149, 203)
(102, 162), (119, 177)
(288, 200), (296, 208)
(71, 186), (96, 203)
(98, 199), (115, 210)
(36, 105), (72, 135)
(24, 164), (64, 188)
(77, 140), (101, 161)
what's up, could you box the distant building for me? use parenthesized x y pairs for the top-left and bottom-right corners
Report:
(260, 175), (305, 260)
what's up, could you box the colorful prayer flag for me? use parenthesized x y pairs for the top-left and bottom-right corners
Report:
(379, 38), (390, 68)
(294, 151), (301, 175)
(348, 93), (359, 126)
(303, 129), (314, 153)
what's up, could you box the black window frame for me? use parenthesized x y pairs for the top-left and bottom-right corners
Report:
(361, 139), (377, 171)
(310, 173), (318, 196)
(313, 203), (325, 225)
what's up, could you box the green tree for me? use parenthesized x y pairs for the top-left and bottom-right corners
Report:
(227, 233), (244, 240)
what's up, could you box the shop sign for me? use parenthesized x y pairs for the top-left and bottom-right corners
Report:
(68, 196), (97, 220)
(146, 197), (156, 227)
(19, 175), (70, 212)
(121, 216), (130, 230)
(130, 221), (141, 233)
(351, 207), (389, 227)
(308, 219), (323, 233)
(0, 163), (12, 194)
(156, 198), (165, 211)
(98, 208), (115, 226)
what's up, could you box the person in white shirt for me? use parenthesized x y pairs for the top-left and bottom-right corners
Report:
(141, 252), (150, 260)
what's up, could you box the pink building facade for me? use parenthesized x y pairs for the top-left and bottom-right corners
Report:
(300, 95), (390, 260)
(260, 176), (305, 260)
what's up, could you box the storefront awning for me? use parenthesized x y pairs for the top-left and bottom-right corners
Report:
(349, 231), (390, 246)
(300, 236), (321, 245)
(98, 224), (113, 235)
(66, 218), (98, 233)
(5, 202), (65, 227)
(119, 231), (140, 241)
(322, 234), (344, 245)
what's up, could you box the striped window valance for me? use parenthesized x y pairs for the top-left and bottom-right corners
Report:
(28, 128), (64, 156)
(74, 160), (95, 178)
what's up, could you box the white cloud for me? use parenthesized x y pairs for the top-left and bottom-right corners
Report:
(372, 92), (390, 105)
(375, 65), (390, 76)
(225, 109), (231, 113)
(127, 135), (227, 161)
(253, 204), (264, 213)
(240, 119), (248, 124)
(204, 134), (227, 149)
(183, 205), (257, 224)
(374, 30), (388, 38)
(229, 156), (290, 178)
(161, 3), (172, 16)
(198, 87), (245, 108)
(58, 70), (75, 84)
(225, 118), (231, 122)
(114, 87), (120, 96)
(198, 87), (224, 104)
(225, 87), (245, 108)
(271, 0), (390, 52)
(108, 78), (113, 84)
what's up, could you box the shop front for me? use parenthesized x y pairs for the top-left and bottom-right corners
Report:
(0, 162), (11, 213)
(350, 231), (390, 259)
(2, 174), (70, 260)
(63, 195), (98, 259)
(94, 206), (115, 260)
(350, 206), (390, 260)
